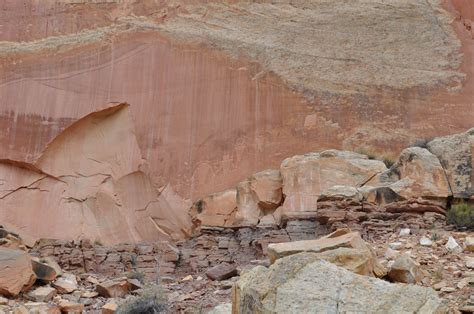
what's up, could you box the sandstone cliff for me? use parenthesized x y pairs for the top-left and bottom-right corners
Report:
(0, 0), (473, 205)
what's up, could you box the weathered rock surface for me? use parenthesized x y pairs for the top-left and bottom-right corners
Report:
(205, 264), (238, 281)
(388, 254), (425, 284)
(266, 230), (384, 277)
(0, 249), (36, 297)
(233, 254), (445, 313)
(280, 150), (387, 214)
(27, 286), (57, 302)
(0, 104), (192, 244)
(31, 259), (58, 282)
(427, 128), (474, 199)
(367, 147), (452, 205)
(1, 0), (473, 237)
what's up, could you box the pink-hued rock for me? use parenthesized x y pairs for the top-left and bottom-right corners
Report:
(365, 147), (452, 206)
(190, 189), (238, 227)
(280, 150), (387, 214)
(0, 0), (473, 228)
(0, 248), (36, 297)
(0, 104), (192, 245)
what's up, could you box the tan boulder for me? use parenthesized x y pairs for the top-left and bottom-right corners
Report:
(388, 254), (425, 284)
(0, 248), (36, 297)
(280, 150), (386, 214)
(266, 230), (385, 277)
(465, 236), (474, 252)
(366, 147), (451, 206)
(250, 170), (283, 211)
(233, 254), (445, 313)
(102, 302), (118, 314)
(234, 180), (260, 226)
(58, 300), (84, 313)
(427, 128), (474, 199)
(27, 286), (57, 302)
(52, 274), (78, 294)
(96, 278), (140, 298)
(190, 189), (237, 227)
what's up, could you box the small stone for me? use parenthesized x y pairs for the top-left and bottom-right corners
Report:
(206, 263), (238, 281)
(399, 228), (410, 237)
(102, 302), (118, 314)
(389, 242), (403, 250)
(0, 296), (8, 305)
(445, 236), (462, 253)
(27, 286), (57, 302)
(59, 300), (84, 313)
(440, 287), (456, 293)
(433, 281), (447, 291)
(52, 273), (78, 294)
(196, 276), (203, 281)
(31, 259), (58, 282)
(388, 254), (424, 284)
(465, 236), (474, 252)
(466, 256), (474, 269)
(96, 279), (131, 298)
(181, 275), (193, 282)
(81, 290), (98, 298)
(419, 237), (433, 247)
(384, 248), (399, 260)
(86, 276), (99, 285)
(457, 277), (474, 289)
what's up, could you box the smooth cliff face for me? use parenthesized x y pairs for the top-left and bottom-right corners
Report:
(1, 0), (473, 206)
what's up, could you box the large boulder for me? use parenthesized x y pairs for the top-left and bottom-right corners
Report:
(280, 150), (387, 214)
(266, 230), (384, 277)
(0, 248), (36, 297)
(427, 128), (474, 199)
(190, 189), (238, 227)
(366, 147), (451, 206)
(233, 254), (446, 313)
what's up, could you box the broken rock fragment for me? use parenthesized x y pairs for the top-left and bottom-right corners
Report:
(27, 286), (57, 302)
(52, 274), (78, 294)
(96, 278), (139, 298)
(31, 259), (58, 282)
(233, 254), (445, 313)
(388, 254), (424, 284)
(206, 264), (238, 281)
(0, 248), (36, 297)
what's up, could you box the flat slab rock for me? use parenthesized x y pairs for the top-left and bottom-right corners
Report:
(233, 252), (446, 313)
(206, 264), (238, 281)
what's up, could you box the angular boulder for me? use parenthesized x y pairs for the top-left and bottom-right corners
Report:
(233, 253), (446, 313)
(32, 259), (58, 282)
(52, 273), (78, 294)
(388, 254), (424, 284)
(27, 286), (57, 302)
(366, 147), (451, 206)
(280, 150), (387, 214)
(427, 128), (474, 199)
(96, 278), (140, 298)
(266, 230), (385, 277)
(0, 248), (36, 297)
(206, 263), (238, 281)
(190, 189), (237, 227)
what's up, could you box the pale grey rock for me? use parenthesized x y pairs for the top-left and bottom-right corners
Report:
(233, 253), (446, 313)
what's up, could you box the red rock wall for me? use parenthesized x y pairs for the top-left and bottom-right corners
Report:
(1, 0), (473, 205)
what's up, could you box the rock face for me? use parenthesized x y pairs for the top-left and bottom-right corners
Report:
(0, 103), (192, 244)
(0, 0), (473, 219)
(368, 147), (452, 204)
(427, 128), (474, 199)
(266, 230), (384, 277)
(280, 151), (387, 214)
(0, 249), (36, 297)
(233, 254), (445, 313)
